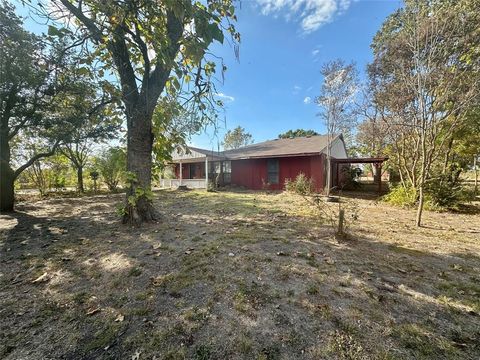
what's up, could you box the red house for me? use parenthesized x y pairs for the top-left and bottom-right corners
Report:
(161, 134), (349, 192)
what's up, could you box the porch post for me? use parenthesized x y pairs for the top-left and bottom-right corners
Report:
(205, 157), (209, 189)
(376, 163), (382, 193)
(179, 160), (183, 186)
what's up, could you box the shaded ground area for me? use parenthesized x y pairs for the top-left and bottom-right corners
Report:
(1, 190), (479, 359)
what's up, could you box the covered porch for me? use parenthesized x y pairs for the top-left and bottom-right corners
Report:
(332, 157), (389, 193)
(160, 147), (228, 189)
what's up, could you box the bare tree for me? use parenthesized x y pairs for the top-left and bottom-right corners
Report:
(315, 59), (358, 197)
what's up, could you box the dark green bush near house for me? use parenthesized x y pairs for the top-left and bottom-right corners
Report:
(339, 166), (362, 190)
(425, 175), (462, 208)
(285, 173), (314, 195)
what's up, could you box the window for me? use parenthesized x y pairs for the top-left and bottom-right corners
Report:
(223, 161), (231, 174)
(267, 159), (279, 184)
(209, 161), (231, 184)
(223, 161), (231, 184)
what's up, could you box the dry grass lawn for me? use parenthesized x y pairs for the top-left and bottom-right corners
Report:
(1, 189), (479, 359)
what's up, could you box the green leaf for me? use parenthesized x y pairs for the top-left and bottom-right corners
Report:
(77, 67), (90, 76)
(48, 25), (64, 37)
(207, 23), (224, 44)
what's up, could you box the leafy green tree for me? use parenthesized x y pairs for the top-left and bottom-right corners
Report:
(32, 0), (240, 224)
(278, 129), (319, 139)
(370, 0), (480, 225)
(60, 86), (122, 193)
(96, 147), (127, 192)
(0, 2), (94, 211)
(223, 126), (253, 150)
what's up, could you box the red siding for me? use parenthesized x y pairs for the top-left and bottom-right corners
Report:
(231, 155), (325, 192)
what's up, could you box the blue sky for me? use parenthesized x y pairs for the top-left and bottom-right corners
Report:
(196, 0), (401, 150)
(14, 0), (401, 150)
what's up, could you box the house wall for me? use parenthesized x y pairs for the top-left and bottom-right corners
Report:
(330, 137), (348, 158)
(230, 155), (325, 192)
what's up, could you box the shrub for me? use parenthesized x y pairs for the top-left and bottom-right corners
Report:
(339, 166), (362, 190)
(95, 147), (126, 192)
(383, 185), (417, 207)
(424, 168), (465, 208)
(285, 173), (314, 195)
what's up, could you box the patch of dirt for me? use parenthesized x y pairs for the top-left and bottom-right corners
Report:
(1, 190), (479, 359)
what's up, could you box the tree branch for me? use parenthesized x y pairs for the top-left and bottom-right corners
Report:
(14, 141), (61, 179)
(58, 0), (103, 43)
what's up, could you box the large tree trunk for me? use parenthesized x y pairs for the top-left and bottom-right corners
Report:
(123, 108), (157, 225)
(0, 127), (15, 212)
(77, 166), (84, 193)
(0, 164), (15, 212)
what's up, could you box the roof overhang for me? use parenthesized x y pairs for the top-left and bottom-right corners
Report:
(229, 152), (323, 160)
(169, 155), (226, 164)
(332, 157), (389, 164)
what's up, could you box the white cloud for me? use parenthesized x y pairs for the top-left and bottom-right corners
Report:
(215, 92), (235, 102)
(256, 0), (353, 33)
(293, 85), (302, 94)
(312, 49), (320, 56)
(303, 96), (312, 104)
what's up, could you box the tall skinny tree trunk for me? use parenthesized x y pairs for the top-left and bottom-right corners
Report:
(474, 155), (478, 195)
(416, 184), (425, 227)
(77, 166), (84, 193)
(123, 109), (157, 225)
(325, 134), (332, 197)
(416, 130), (427, 227)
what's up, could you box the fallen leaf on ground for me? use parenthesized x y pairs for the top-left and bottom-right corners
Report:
(32, 272), (50, 284)
(132, 350), (141, 360)
(325, 257), (335, 265)
(114, 314), (125, 322)
(86, 307), (101, 316)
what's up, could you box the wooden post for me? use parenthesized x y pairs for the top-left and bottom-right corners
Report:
(179, 160), (183, 186)
(205, 157), (209, 189)
(376, 163), (382, 193)
(336, 161), (339, 189)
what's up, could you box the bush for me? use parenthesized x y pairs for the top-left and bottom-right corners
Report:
(383, 178), (471, 211)
(423, 164), (470, 208)
(285, 173), (314, 195)
(340, 166), (362, 190)
(95, 147), (126, 191)
(383, 185), (417, 207)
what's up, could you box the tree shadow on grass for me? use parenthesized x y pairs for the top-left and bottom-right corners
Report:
(1, 191), (480, 359)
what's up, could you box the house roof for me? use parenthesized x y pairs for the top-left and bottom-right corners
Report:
(171, 145), (225, 161)
(171, 134), (345, 162)
(223, 134), (339, 159)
